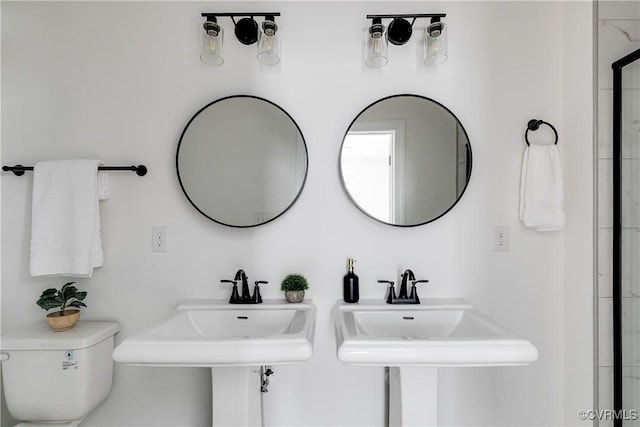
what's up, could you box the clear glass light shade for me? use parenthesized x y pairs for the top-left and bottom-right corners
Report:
(201, 25), (224, 66)
(424, 22), (447, 66)
(257, 31), (280, 65)
(365, 24), (388, 68)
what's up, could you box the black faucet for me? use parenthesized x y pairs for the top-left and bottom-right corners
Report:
(399, 269), (415, 299)
(221, 269), (267, 304)
(378, 269), (429, 304)
(235, 269), (251, 301)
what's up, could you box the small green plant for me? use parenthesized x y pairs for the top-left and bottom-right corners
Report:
(280, 274), (309, 292)
(36, 282), (87, 316)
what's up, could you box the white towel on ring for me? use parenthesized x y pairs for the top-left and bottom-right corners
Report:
(519, 145), (565, 231)
(30, 159), (108, 277)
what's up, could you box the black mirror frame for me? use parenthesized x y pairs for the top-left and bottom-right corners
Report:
(176, 95), (309, 228)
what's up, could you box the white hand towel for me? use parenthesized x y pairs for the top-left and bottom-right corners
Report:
(519, 145), (565, 231)
(98, 170), (111, 200)
(30, 160), (105, 277)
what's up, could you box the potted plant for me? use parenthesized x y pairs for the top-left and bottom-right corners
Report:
(280, 274), (309, 303)
(36, 282), (87, 332)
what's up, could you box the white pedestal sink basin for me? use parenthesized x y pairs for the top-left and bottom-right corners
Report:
(113, 299), (316, 426)
(113, 299), (315, 366)
(333, 299), (537, 426)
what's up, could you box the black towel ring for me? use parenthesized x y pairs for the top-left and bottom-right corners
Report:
(525, 119), (558, 146)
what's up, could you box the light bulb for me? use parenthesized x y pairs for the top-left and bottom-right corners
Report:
(428, 35), (440, 55)
(208, 36), (218, 54)
(263, 35), (273, 53)
(372, 36), (383, 55)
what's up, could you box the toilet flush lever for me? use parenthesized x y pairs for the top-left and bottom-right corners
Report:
(1, 353), (9, 361)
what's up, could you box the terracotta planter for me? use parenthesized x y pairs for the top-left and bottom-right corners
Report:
(285, 290), (305, 303)
(45, 310), (80, 332)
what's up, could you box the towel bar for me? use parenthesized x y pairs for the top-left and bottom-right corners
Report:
(2, 164), (148, 176)
(525, 119), (558, 146)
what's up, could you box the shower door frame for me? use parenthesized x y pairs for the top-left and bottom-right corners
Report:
(612, 47), (640, 427)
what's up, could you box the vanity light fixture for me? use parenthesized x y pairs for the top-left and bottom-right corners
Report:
(365, 17), (388, 68)
(201, 15), (224, 66)
(257, 15), (281, 65)
(200, 13), (281, 66)
(424, 17), (447, 66)
(365, 14), (447, 68)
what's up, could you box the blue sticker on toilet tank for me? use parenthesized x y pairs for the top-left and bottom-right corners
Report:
(62, 351), (78, 370)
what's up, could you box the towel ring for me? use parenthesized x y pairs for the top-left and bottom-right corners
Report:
(525, 119), (558, 146)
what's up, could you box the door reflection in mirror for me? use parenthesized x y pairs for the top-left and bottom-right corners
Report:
(341, 120), (405, 223)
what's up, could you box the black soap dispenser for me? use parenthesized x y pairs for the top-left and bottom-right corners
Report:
(343, 257), (359, 303)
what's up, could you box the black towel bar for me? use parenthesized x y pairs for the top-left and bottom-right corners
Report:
(2, 164), (148, 176)
(525, 119), (558, 146)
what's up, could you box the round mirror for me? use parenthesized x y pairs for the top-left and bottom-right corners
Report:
(339, 94), (471, 227)
(177, 95), (308, 227)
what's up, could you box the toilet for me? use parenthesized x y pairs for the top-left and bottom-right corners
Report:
(1, 321), (119, 426)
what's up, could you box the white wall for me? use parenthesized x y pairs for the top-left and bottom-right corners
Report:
(562, 2), (595, 425)
(1, 2), (592, 426)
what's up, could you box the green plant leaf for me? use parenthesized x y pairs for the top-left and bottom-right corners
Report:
(68, 301), (87, 309)
(36, 292), (62, 305)
(74, 291), (87, 301)
(38, 288), (58, 298)
(61, 284), (79, 300)
(37, 298), (63, 311)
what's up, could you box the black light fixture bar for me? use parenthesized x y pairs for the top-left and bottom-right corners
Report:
(366, 13), (446, 20)
(202, 12), (280, 18)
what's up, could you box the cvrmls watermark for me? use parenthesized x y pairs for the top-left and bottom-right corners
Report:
(577, 410), (638, 421)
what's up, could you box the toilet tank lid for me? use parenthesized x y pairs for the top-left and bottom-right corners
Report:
(1, 321), (119, 351)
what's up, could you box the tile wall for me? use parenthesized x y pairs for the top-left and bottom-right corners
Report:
(598, 1), (640, 423)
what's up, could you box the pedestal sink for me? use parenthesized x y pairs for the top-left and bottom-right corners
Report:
(333, 299), (537, 426)
(114, 299), (316, 426)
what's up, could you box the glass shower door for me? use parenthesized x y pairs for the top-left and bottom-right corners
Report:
(613, 47), (640, 427)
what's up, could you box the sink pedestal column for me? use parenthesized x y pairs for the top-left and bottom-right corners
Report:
(389, 367), (438, 427)
(211, 367), (262, 426)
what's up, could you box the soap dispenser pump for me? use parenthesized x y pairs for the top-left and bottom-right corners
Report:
(343, 257), (359, 303)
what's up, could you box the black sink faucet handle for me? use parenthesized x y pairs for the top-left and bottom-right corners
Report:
(221, 279), (241, 303)
(378, 280), (396, 304)
(253, 281), (268, 304)
(409, 279), (429, 303)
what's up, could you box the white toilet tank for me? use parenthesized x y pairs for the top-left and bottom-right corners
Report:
(1, 321), (119, 423)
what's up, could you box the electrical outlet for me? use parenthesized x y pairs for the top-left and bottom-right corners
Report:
(152, 226), (168, 252)
(493, 226), (509, 252)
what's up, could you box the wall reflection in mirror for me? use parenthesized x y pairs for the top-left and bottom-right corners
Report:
(177, 96), (308, 227)
(340, 95), (471, 226)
